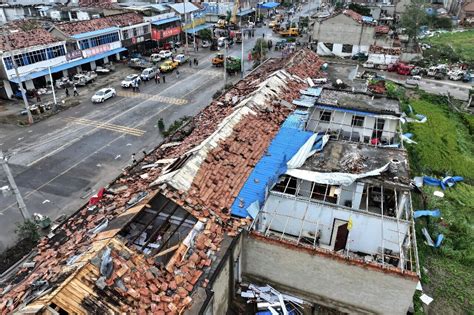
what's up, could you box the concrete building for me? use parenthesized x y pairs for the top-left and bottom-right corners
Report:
(0, 22), (67, 98)
(0, 50), (419, 315)
(312, 10), (377, 57)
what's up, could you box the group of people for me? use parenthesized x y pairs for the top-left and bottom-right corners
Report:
(64, 84), (79, 98)
(188, 58), (199, 67)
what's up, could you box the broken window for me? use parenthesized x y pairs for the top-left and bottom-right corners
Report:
(319, 111), (331, 122)
(351, 115), (365, 127)
(324, 43), (334, 51)
(272, 176), (298, 195)
(342, 44), (353, 53)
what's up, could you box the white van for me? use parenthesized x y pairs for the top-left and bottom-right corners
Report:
(141, 67), (157, 81)
(405, 75), (422, 86)
(150, 54), (161, 63)
(217, 37), (227, 47)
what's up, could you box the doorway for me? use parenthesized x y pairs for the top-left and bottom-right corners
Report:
(331, 219), (349, 252)
(372, 118), (385, 140)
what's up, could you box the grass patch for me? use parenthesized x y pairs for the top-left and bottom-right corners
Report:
(423, 30), (474, 64)
(405, 93), (474, 313)
(405, 97), (474, 178)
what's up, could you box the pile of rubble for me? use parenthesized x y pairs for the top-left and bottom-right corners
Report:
(79, 0), (114, 8)
(369, 45), (401, 55)
(56, 13), (143, 35)
(0, 49), (325, 314)
(368, 80), (386, 94)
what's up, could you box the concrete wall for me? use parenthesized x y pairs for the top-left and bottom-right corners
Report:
(312, 14), (375, 57)
(259, 192), (410, 255)
(307, 109), (399, 143)
(242, 233), (418, 314)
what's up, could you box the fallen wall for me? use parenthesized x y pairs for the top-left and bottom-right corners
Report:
(241, 232), (417, 314)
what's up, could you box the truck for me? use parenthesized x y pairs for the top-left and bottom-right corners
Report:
(388, 62), (414, 75)
(128, 58), (153, 70)
(278, 28), (299, 37)
(72, 71), (97, 86)
(225, 57), (241, 74)
(212, 53), (225, 67)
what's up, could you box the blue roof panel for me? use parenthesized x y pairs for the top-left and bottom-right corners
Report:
(230, 114), (313, 218)
(152, 16), (181, 26)
(184, 23), (213, 34)
(237, 8), (255, 16)
(71, 27), (119, 40)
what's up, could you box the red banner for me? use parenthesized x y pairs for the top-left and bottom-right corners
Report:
(151, 26), (181, 41)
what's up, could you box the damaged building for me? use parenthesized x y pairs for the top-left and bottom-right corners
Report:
(0, 50), (419, 315)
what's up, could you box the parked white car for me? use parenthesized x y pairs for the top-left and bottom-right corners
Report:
(158, 50), (172, 59)
(405, 75), (422, 86)
(121, 74), (141, 88)
(91, 88), (116, 103)
(173, 54), (189, 65)
(141, 67), (158, 81)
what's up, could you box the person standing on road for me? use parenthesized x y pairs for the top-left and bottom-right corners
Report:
(65, 88), (69, 97)
(131, 153), (137, 165)
(73, 84), (79, 96)
(162, 74), (166, 83)
(189, 59), (192, 67)
(176, 69), (180, 79)
(155, 73), (160, 84)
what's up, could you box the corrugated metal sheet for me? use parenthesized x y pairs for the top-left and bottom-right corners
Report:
(300, 87), (322, 97)
(281, 110), (309, 130)
(230, 115), (313, 218)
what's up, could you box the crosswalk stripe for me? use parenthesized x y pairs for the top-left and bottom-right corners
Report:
(64, 117), (145, 137)
(117, 91), (188, 105)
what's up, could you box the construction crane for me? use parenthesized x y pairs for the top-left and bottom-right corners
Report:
(230, 0), (240, 25)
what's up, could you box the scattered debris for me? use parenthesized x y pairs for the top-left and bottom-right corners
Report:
(420, 293), (434, 305)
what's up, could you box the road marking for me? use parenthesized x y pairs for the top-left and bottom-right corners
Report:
(64, 117), (145, 137)
(117, 91), (188, 105)
(180, 68), (223, 78)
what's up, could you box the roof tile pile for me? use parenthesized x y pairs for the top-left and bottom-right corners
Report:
(0, 23), (60, 51)
(0, 49), (324, 314)
(79, 0), (114, 8)
(375, 25), (390, 34)
(343, 9), (363, 23)
(369, 45), (401, 55)
(56, 13), (144, 36)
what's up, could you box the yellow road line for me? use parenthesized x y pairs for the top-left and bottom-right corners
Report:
(64, 117), (145, 137)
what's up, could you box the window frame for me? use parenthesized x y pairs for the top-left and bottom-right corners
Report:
(351, 115), (365, 127)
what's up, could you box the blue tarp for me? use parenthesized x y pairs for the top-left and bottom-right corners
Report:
(184, 23), (214, 34)
(151, 16), (181, 26)
(230, 115), (313, 218)
(281, 110), (309, 130)
(71, 27), (119, 40)
(423, 176), (464, 190)
(258, 1), (280, 9)
(237, 8), (255, 16)
(362, 16), (374, 23)
(414, 209), (441, 219)
(435, 234), (444, 247)
(10, 47), (127, 83)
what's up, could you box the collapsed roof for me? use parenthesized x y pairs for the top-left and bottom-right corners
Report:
(0, 49), (324, 314)
(0, 21), (61, 51)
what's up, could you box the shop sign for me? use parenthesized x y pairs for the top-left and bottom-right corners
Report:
(152, 27), (181, 40)
(82, 42), (121, 58)
(66, 50), (82, 61)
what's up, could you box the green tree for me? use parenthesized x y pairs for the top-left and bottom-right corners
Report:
(348, 3), (371, 16)
(15, 219), (40, 243)
(400, 0), (429, 43)
(252, 38), (268, 62)
(198, 29), (212, 41)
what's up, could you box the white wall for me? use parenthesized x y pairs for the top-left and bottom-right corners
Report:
(2, 42), (68, 80)
(368, 53), (400, 65)
(307, 109), (399, 143)
(316, 42), (370, 57)
(259, 192), (410, 254)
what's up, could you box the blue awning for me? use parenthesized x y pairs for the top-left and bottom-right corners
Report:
(10, 47), (127, 83)
(258, 2), (280, 9)
(184, 23), (213, 34)
(71, 27), (119, 40)
(237, 8), (255, 16)
(152, 16), (181, 26)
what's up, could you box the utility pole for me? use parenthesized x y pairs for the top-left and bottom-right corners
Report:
(0, 151), (31, 220)
(223, 42), (227, 87)
(2, 28), (33, 125)
(183, 0), (189, 55)
(48, 66), (57, 111)
(240, 17), (244, 78)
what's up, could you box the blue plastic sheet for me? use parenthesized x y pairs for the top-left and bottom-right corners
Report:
(414, 209), (441, 219)
(423, 176), (464, 190)
(435, 234), (444, 248)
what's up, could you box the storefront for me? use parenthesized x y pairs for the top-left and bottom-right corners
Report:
(151, 17), (182, 49)
(120, 22), (153, 55)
